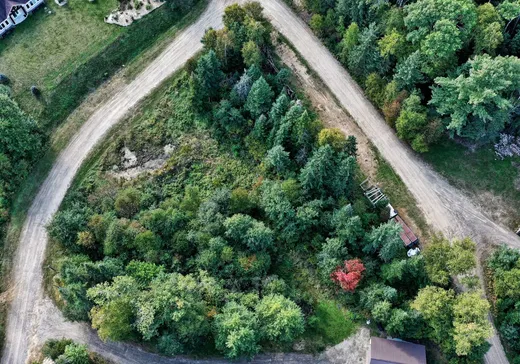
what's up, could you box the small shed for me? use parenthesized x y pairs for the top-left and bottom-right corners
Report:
(368, 337), (426, 364)
(393, 215), (419, 248)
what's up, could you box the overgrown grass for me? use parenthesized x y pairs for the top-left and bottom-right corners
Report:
(0, 0), (208, 129)
(423, 137), (520, 228)
(374, 150), (431, 239)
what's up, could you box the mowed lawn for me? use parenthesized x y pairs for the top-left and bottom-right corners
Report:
(0, 0), (123, 115)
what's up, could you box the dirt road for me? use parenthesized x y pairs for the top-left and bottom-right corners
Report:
(1, 2), (229, 362)
(2, 0), (518, 363)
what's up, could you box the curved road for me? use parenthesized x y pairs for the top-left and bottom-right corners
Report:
(2, 0), (518, 363)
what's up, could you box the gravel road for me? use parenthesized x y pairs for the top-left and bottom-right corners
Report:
(2, 0), (518, 363)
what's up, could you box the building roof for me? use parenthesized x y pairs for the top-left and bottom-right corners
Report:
(1, 0), (28, 21)
(394, 215), (419, 247)
(370, 337), (426, 364)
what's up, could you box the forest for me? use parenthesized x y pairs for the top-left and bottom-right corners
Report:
(297, 0), (520, 151)
(46, 4), (493, 362)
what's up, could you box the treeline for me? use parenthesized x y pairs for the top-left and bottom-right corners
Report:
(0, 85), (44, 238)
(49, 3), (491, 361)
(487, 246), (520, 362)
(299, 0), (520, 151)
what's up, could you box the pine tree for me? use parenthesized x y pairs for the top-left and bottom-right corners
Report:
(193, 50), (225, 106)
(245, 76), (274, 119)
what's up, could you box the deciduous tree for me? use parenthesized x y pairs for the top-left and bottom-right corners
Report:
(331, 258), (366, 291)
(214, 302), (260, 359)
(430, 54), (520, 141)
(256, 294), (305, 342)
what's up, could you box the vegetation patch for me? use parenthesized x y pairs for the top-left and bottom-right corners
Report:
(307, 300), (357, 346)
(295, 0), (520, 227)
(423, 137), (520, 228)
(40, 0), (206, 129)
(36, 338), (112, 364)
(45, 4), (494, 362)
(300, 0), (520, 152)
(486, 246), (520, 363)
(0, 0), (206, 128)
(0, 0), (123, 115)
(0, 0), (205, 352)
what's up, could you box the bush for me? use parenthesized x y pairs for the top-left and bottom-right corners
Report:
(42, 339), (74, 359)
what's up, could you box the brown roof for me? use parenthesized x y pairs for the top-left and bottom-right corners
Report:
(370, 337), (426, 364)
(394, 215), (419, 247)
(1, 0), (28, 21)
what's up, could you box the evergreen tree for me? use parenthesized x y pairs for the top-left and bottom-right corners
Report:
(347, 24), (387, 80)
(193, 50), (225, 106)
(245, 76), (275, 119)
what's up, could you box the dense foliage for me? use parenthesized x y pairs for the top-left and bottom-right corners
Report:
(0, 87), (44, 238)
(48, 4), (492, 361)
(300, 0), (520, 150)
(39, 339), (110, 364)
(488, 246), (520, 363)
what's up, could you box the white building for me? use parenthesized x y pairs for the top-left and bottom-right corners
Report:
(1, 0), (45, 37)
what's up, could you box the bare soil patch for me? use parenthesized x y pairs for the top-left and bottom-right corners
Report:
(105, 0), (165, 26)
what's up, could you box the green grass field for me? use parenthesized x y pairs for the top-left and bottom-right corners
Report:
(0, 0), (208, 129)
(423, 138), (520, 228)
(0, 0), (123, 115)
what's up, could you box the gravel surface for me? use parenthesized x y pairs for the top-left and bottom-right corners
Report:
(2, 1), (517, 363)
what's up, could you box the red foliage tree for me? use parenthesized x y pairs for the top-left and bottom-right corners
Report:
(331, 259), (365, 292)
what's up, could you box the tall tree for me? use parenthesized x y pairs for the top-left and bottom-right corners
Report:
(363, 222), (403, 262)
(331, 259), (366, 291)
(339, 22), (360, 65)
(214, 302), (260, 359)
(347, 24), (387, 81)
(412, 286), (455, 344)
(420, 19), (463, 77)
(396, 92), (429, 152)
(452, 291), (492, 356)
(87, 276), (140, 341)
(430, 54), (520, 141)
(256, 294), (305, 342)
(404, 0), (477, 46)
(393, 51), (425, 91)
(474, 3), (504, 55)
(134, 273), (210, 350)
(245, 77), (275, 119)
(193, 50), (225, 105)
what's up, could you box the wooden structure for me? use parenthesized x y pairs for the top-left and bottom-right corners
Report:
(361, 179), (419, 248)
(360, 179), (388, 206)
(392, 215), (419, 248)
